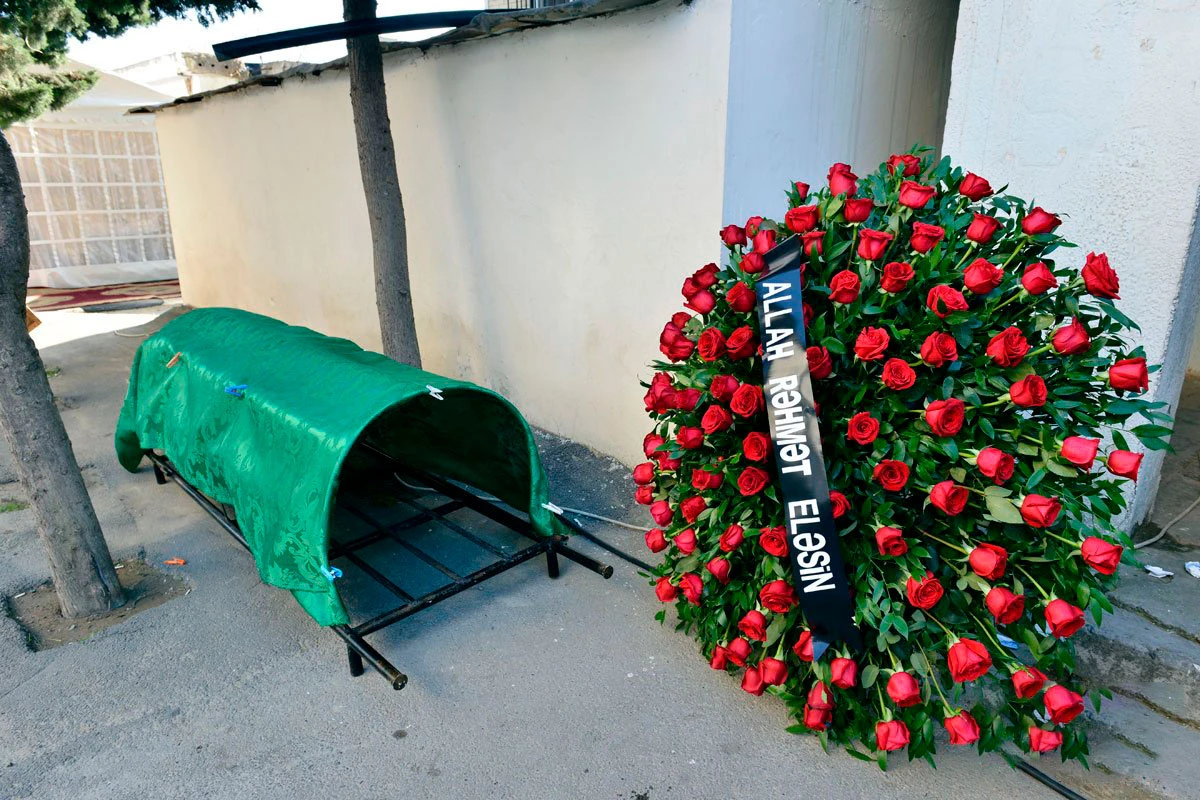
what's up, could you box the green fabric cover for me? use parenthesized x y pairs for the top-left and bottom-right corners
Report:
(115, 307), (562, 626)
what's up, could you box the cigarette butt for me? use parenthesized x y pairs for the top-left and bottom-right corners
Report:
(166, 352), (181, 368)
(163, 558), (187, 566)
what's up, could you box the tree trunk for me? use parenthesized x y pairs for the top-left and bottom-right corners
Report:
(0, 131), (125, 617)
(344, 0), (422, 367)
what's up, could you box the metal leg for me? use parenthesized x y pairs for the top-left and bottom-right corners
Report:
(545, 544), (560, 579)
(347, 645), (365, 677)
(153, 463), (168, 485)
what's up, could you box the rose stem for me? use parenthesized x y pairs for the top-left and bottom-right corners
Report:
(917, 528), (969, 554)
(917, 641), (955, 715)
(1013, 562), (1051, 599)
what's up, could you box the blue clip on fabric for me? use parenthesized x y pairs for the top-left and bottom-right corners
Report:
(320, 565), (343, 581)
(225, 384), (248, 398)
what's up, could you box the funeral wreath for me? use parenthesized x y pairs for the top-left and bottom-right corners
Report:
(636, 150), (1173, 767)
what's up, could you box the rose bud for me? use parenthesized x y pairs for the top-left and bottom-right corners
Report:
(1020, 494), (1062, 528)
(976, 447), (1015, 485)
(759, 525), (788, 557)
(807, 346), (834, 380)
(726, 281), (756, 313)
(1045, 598), (1086, 638)
(1029, 727), (1064, 754)
(657, 454), (681, 471)
(1109, 357), (1149, 392)
(804, 681), (834, 729)
(959, 172), (993, 200)
(649, 500), (673, 526)
(752, 228), (776, 254)
(966, 213), (1001, 244)
(945, 711), (981, 746)
(829, 490), (851, 519)
(857, 228), (893, 260)
(738, 609), (768, 641)
(803, 705), (832, 731)
(691, 467), (722, 492)
(873, 459), (911, 491)
(831, 657), (858, 689)
(644, 528), (668, 553)
(969, 543), (1008, 581)
(658, 319), (694, 361)
(742, 432), (770, 462)
(947, 638), (992, 682)
(632, 463), (656, 486)
(726, 637), (752, 666)
(881, 358), (916, 390)
(741, 665), (766, 696)
(673, 527), (697, 555)
(1060, 436), (1100, 469)
(719, 523), (744, 552)
(720, 224), (746, 247)
(678, 573), (703, 605)
(794, 181), (810, 200)
(673, 388), (701, 411)
(829, 269), (862, 304)
(679, 496), (707, 523)
(1009, 374), (1047, 407)
(963, 258), (1003, 294)
(875, 720), (910, 752)
(785, 204), (820, 233)
(801, 230), (825, 256)
(843, 197), (874, 223)
(709, 645), (729, 670)
(847, 412), (881, 445)
(880, 261), (915, 292)
(899, 180), (936, 208)
(886, 672), (921, 707)
(740, 251), (765, 274)
(634, 485), (653, 505)
(793, 630), (814, 662)
(986, 326), (1029, 367)
(710, 374), (739, 402)
(854, 326), (890, 361)
(760, 579), (799, 613)
(1021, 206), (1062, 235)
(910, 222), (945, 253)
(700, 405), (733, 435)
(875, 526), (908, 557)
(920, 331), (959, 367)
(759, 657), (788, 686)
(692, 262), (719, 289)
(1050, 317), (1091, 355)
(930, 480), (969, 515)
(685, 289), (716, 314)
(1021, 261), (1058, 294)
(676, 426), (704, 450)
(1106, 449), (1144, 481)
(1082, 251), (1120, 298)
(654, 576), (677, 602)
(725, 326), (756, 360)
(1080, 536), (1123, 575)
(887, 153), (920, 176)
(986, 586), (1025, 624)
(828, 162), (858, 196)
(1012, 667), (1047, 699)
(745, 215), (764, 236)
(925, 398), (966, 437)
(1044, 685), (1084, 724)
(906, 572), (944, 609)
(927, 284), (969, 317)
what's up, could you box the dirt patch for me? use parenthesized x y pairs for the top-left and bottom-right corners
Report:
(6, 558), (188, 651)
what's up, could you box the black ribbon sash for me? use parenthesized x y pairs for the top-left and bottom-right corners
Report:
(756, 236), (860, 660)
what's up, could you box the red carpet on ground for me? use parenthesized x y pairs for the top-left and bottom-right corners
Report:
(27, 280), (181, 312)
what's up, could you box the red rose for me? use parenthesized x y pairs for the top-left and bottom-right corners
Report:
(843, 197), (874, 223)
(632, 463), (655, 485)
(930, 480), (969, 515)
(643, 372), (675, 414)
(857, 228), (893, 260)
(644, 528), (669, 554)
(737, 466), (770, 496)
(925, 398), (965, 437)
(709, 645), (729, 670)
(726, 281), (756, 313)
(1052, 318), (1090, 355)
(958, 172), (993, 200)
(976, 446), (1015, 484)
(719, 523), (744, 552)
(1060, 436), (1099, 469)
(875, 526), (907, 557)
(801, 230), (825, 256)
(634, 485), (653, 505)
(673, 527), (697, 555)
(740, 251), (765, 274)
(738, 609), (767, 641)
(872, 459), (910, 491)
(690, 467), (722, 491)
(1021, 262), (1057, 294)
(685, 289), (715, 314)
(1044, 685), (1084, 724)
(793, 181), (810, 200)
(691, 262), (719, 289)
(1009, 374), (1047, 407)
(745, 215), (764, 237)
(654, 576), (677, 602)
(986, 586), (1025, 624)
(829, 491), (850, 518)
(709, 374), (739, 402)
(785, 204), (820, 233)
(673, 388), (701, 411)
(828, 270), (861, 304)
(947, 638), (992, 682)
(802, 302), (814, 327)
(1082, 251), (1120, 298)
(881, 358), (916, 390)
(1012, 667), (1047, 699)
(1045, 598), (1086, 638)
(876, 720), (910, 752)
(887, 153), (920, 176)
(986, 326), (1029, 367)
(969, 543), (1008, 580)
(910, 222), (945, 253)
(759, 579), (798, 613)
(963, 258), (1003, 294)
(649, 500), (672, 526)
(966, 213), (1001, 244)
(700, 405), (732, 435)
(807, 346), (833, 380)
(898, 179), (936, 208)
(680, 496), (707, 523)
(803, 681), (833, 729)
(945, 712), (981, 746)
(830, 657), (857, 689)
(880, 261), (915, 292)
(1022, 207), (1061, 235)
(679, 573), (703, 605)
(1020, 494), (1062, 528)
(720, 224), (746, 247)
(920, 331), (959, 367)
(759, 657), (788, 686)
(726, 326), (756, 360)
(828, 162), (857, 196)
(927, 284), (969, 318)
(1106, 450), (1143, 481)
(759, 525), (788, 557)
(847, 411), (880, 445)
(752, 229), (776, 254)
(726, 637), (752, 666)
(886, 671), (921, 707)
(854, 326), (889, 361)
(659, 319), (694, 361)
(742, 432), (770, 461)
(906, 571), (944, 609)
(793, 630), (814, 662)
(1109, 358), (1148, 392)
(697, 328), (727, 362)
(676, 426), (704, 450)
(730, 384), (764, 417)
(1029, 727), (1063, 753)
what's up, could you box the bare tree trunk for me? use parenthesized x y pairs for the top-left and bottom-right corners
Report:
(0, 131), (125, 617)
(344, 0), (422, 367)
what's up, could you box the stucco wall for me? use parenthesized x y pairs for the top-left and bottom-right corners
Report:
(942, 0), (1200, 525)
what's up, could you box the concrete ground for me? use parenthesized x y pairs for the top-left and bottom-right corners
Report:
(0, 307), (1062, 800)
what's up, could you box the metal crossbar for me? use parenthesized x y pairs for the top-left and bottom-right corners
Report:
(145, 447), (612, 691)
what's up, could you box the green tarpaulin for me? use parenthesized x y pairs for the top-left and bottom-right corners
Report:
(115, 307), (563, 626)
